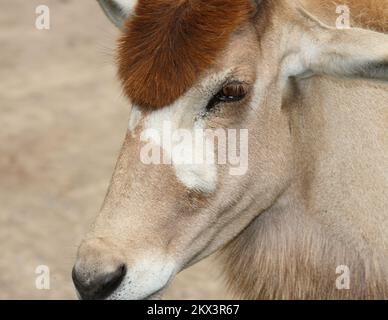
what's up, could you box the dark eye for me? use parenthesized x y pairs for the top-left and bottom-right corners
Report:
(206, 82), (247, 111)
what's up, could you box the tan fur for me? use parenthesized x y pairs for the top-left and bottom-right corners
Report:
(222, 74), (388, 299)
(222, 0), (388, 299)
(304, 0), (388, 32)
(75, 0), (388, 300)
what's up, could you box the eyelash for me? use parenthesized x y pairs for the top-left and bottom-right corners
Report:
(205, 82), (247, 112)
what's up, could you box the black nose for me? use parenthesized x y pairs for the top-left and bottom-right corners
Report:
(72, 264), (126, 300)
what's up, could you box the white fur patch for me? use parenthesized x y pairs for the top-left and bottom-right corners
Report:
(174, 120), (218, 193)
(128, 72), (232, 193)
(107, 254), (176, 300)
(142, 101), (218, 193)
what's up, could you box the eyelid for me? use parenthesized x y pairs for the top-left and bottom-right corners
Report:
(204, 81), (248, 112)
(223, 79), (251, 94)
(221, 82), (248, 96)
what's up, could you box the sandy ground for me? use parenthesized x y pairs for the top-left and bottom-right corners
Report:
(0, 0), (230, 300)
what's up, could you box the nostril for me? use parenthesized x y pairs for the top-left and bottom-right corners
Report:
(99, 264), (126, 297)
(72, 263), (126, 300)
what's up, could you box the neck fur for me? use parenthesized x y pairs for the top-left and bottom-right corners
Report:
(221, 75), (388, 299)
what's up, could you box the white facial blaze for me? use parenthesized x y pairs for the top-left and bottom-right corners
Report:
(128, 72), (238, 193)
(174, 120), (218, 193)
(140, 97), (218, 193)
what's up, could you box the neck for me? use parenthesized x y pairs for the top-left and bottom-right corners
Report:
(221, 75), (388, 299)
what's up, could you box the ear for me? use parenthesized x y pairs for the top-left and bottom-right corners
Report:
(294, 7), (388, 81)
(97, 0), (137, 29)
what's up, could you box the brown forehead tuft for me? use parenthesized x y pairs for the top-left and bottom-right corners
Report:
(117, 0), (254, 109)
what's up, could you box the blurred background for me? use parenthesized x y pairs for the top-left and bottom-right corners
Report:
(0, 0), (229, 299)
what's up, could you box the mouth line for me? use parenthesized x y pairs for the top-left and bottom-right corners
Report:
(105, 269), (176, 300)
(142, 287), (166, 300)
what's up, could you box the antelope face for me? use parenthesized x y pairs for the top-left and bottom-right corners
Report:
(72, 0), (388, 299)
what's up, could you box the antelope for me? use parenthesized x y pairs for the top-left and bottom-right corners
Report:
(72, 0), (388, 299)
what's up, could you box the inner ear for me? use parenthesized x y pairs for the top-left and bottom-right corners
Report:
(97, 0), (137, 29)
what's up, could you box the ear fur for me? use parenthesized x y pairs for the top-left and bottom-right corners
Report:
(294, 5), (388, 81)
